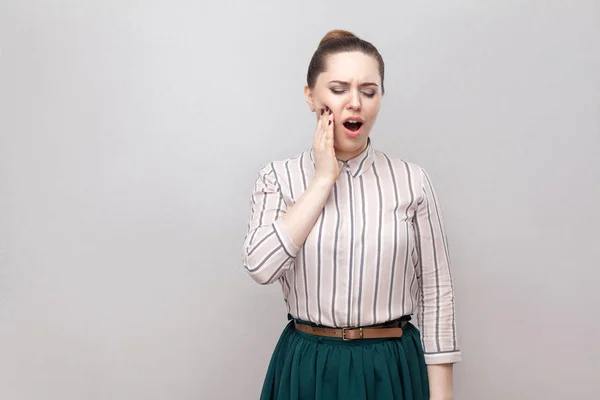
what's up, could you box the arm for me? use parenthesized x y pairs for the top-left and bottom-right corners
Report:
(241, 165), (335, 284)
(282, 106), (338, 246)
(413, 168), (461, 398)
(242, 163), (298, 285)
(280, 176), (335, 248)
(242, 106), (338, 284)
(427, 364), (454, 400)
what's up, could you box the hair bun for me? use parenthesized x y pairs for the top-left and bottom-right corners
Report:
(318, 29), (357, 48)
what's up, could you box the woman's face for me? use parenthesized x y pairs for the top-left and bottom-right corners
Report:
(305, 51), (382, 160)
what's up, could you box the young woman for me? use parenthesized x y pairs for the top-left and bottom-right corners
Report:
(242, 29), (461, 400)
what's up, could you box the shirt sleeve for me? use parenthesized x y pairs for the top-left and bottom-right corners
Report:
(413, 167), (462, 364)
(242, 163), (300, 285)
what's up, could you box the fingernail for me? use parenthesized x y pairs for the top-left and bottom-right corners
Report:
(329, 110), (332, 115)
(328, 120), (332, 125)
(321, 109), (324, 115)
(325, 106), (329, 111)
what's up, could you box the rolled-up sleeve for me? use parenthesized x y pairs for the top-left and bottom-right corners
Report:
(242, 163), (300, 285)
(414, 168), (462, 365)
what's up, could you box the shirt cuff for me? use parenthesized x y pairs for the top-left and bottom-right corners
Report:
(424, 350), (462, 365)
(273, 218), (301, 258)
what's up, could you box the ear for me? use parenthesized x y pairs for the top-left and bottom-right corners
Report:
(304, 85), (315, 112)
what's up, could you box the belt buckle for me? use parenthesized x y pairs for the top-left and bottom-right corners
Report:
(342, 327), (363, 341)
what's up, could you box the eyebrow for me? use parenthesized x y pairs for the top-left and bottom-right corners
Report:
(328, 80), (379, 87)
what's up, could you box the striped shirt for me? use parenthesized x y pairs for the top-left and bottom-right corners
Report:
(242, 139), (461, 365)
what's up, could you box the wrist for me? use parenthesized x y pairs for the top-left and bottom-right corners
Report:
(429, 390), (453, 400)
(312, 174), (336, 189)
(429, 386), (453, 400)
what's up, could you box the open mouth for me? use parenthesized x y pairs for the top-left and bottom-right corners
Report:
(343, 120), (363, 132)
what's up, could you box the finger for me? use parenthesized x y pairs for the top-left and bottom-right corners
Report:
(314, 108), (326, 147)
(326, 109), (334, 147)
(320, 105), (331, 139)
(316, 106), (329, 148)
(319, 107), (330, 149)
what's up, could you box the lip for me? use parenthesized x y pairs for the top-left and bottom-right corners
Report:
(343, 116), (365, 124)
(342, 116), (365, 137)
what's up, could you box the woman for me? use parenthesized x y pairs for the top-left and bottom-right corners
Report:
(242, 30), (461, 400)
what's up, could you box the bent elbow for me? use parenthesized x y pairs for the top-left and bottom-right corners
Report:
(245, 268), (276, 285)
(242, 251), (293, 285)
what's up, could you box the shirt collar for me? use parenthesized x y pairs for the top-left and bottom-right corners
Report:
(309, 138), (376, 178)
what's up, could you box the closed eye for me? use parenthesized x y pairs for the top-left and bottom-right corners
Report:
(330, 88), (377, 98)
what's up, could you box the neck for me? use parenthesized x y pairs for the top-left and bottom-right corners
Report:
(335, 140), (369, 162)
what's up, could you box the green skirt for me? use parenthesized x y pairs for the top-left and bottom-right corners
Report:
(260, 315), (430, 400)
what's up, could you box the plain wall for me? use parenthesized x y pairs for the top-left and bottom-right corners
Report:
(1, 1), (599, 399)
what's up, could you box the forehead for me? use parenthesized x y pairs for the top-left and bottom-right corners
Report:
(319, 51), (381, 84)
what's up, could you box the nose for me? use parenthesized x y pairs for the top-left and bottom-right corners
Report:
(347, 89), (361, 111)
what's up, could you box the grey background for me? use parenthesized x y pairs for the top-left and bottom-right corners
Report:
(1, 1), (599, 399)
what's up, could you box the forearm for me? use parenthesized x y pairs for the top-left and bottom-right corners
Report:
(280, 176), (334, 247)
(427, 363), (454, 400)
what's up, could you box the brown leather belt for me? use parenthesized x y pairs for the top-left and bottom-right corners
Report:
(294, 320), (407, 341)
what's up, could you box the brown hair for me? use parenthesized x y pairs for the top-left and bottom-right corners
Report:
(307, 29), (385, 94)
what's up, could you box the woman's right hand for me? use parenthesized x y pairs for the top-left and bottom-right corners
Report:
(312, 106), (339, 184)
(277, 106), (339, 247)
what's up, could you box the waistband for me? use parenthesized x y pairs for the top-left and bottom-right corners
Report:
(286, 313), (412, 329)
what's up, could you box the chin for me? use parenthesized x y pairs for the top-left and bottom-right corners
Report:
(334, 133), (369, 153)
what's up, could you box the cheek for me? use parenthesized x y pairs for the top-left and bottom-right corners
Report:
(316, 92), (341, 108)
(326, 100), (345, 116)
(365, 102), (381, 121)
